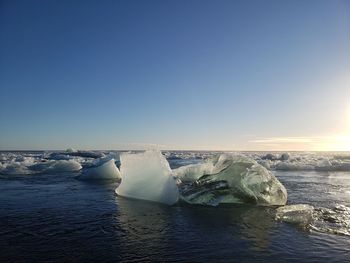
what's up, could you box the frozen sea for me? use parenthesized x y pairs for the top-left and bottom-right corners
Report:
(0, 150), (349, 262)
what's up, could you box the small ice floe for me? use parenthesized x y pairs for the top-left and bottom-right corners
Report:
(275, 204), (314, 226)
(276, 204), (350, 236)
(312, 205), (350, 236)
(80, 158), (121, 181)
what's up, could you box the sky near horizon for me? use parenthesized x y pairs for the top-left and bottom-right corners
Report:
(1, 0), (350, 151)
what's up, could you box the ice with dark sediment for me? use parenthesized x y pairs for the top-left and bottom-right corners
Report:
(176, 154), (288, 206)
(114, 152), (289, 206)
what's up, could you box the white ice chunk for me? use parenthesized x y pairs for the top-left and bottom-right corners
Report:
(81, 158), (121, 180)
(116, 151), (179, 205)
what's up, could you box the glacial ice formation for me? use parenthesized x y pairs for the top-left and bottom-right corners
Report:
(0, 154), (82, 175)
(251, 152), (350, 172)
(166, 151), (350, 172)
(3, 151), (350, 176)
(29, 160), (82, 173)
(115, 152), (288, 206)
(47, 149), (105, 160)
(0, 150), (119, 175)
(0, 161), (32, 175)
(172, 162), (215, 182)
(81, 158), (121, 180)
(115, 151), (179, 205)
(177, 154), (288, 206)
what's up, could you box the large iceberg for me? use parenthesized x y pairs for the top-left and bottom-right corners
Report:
(80, 158), (121, 180)
(176, 154), (287, 206)
(115, 151), (179, 205)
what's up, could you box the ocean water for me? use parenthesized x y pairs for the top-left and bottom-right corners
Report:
(0, 151), (349, 262)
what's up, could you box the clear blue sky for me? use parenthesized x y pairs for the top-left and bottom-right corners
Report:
(1, 0), (350, 150)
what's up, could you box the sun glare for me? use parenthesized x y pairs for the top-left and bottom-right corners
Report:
(328, 135), (350, 151)
(323, 106), (350, 151)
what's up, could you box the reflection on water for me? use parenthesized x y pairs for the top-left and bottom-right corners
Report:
(116, 198), (175, 261)
(238, 206), (276, 250)
(115, 197), (278, 261)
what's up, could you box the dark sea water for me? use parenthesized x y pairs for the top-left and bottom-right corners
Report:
(0, 152), (349, 262)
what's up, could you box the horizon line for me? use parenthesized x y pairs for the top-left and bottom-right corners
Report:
(1, 149), (350, 153)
